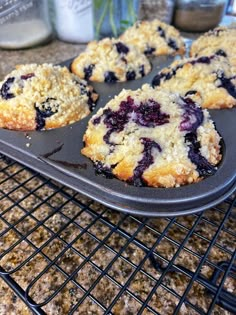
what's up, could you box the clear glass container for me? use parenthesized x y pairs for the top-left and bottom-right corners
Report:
(139, 0), (175, 24)
(0, 0), (52, 49)
(51, 0), (94, 43)
(173, 0), (227, 32)
(93, 0), (140, 40)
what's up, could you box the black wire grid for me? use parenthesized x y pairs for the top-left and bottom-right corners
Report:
(0, 153), (235, 315)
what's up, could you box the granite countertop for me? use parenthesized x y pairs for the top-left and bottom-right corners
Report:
(0, 39), (87, 315)
(0, 39), (86, 80)
(0, 155), (235, 315)
(0, 37), (235, 315)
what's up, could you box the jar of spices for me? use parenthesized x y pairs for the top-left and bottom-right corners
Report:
(139, 0), (175, 24)
(173, 0), (227, 32)
(0, 0), (52, 49)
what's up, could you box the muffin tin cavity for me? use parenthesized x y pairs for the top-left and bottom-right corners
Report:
(0, 56), (235, 216)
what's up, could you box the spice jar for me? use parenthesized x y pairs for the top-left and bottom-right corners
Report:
(0, 0), (52, 49)
(173, 0), (227, 32)
(139, 0), (175, 24)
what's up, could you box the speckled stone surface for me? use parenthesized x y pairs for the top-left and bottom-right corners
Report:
(0, 39), (86, 80)
(0, 37), (236, 315)
(0, 156), (235, 314)
(0, 39), (84, 314)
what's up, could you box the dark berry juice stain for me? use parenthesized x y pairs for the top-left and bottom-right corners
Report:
(128, 138), (162, 186)
(180, 97), (203, 132)
(0, 77), (15, 99)
(47, 158), (87, 170)
(35, 98), (59, 130)
(42, 143), (64, 158)
(84, 64), (95, 80)
(104, 71), (118, 83)
(217, 72), (236, 99)
(185, 132), (216, 177)
(126, 70), (136, 81)
(41, 144), (87, 169)
(20, 73), (35, 80)
(115, 42), (129, 54)
(97, 96), (169, 144)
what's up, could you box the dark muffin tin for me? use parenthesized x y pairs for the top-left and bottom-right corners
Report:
(0, 56), (235, 217)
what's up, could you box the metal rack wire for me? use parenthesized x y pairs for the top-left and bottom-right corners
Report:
(0, 153), (235, 315)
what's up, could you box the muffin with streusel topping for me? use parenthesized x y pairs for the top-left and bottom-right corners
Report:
(152, 54), (236, 109)
(0, 63), (98, 130)
(82, 84), (221, 188)
(120, 19), (185, 57)
(190, 26), (236, 67)
(71, 37), (151, 83)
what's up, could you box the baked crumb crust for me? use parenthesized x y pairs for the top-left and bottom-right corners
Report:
(190, 26), (236, 67)
(120, 19), (185, 57)
(0, 63), (98, 130)
(152, 55), (236, 109)
(71, 38), (151, 83)
(82, 85), (221, 188)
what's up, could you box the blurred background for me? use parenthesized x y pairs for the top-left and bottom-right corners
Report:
(0, 0), (235, 50)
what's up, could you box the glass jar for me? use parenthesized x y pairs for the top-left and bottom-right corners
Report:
(0, 0), (52, 49)
(173, 0), (227, 32)
(139, 0), (175, 24)
(51, 0), (94, 43)
(93, 0), (140, 40)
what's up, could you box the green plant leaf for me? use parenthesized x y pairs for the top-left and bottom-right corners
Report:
(120, 20), (130, 25)
(94, 0), (104, 10)
(94, 0), (110, 39)
(109, 0), (118, 37)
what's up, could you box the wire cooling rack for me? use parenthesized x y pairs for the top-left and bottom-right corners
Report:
(0, 153), (235, 315)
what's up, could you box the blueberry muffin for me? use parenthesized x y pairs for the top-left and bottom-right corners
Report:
(152, 54), (236, 109)
(82, 85), (221, 188)
(0, 64), (98, 131)
(71, 38), (151, 83)
(190, 26), (236, 67)
(120, 19), (185, 57)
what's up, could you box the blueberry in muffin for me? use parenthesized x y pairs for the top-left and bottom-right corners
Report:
(120, 19), (185, 57)
(71, 37), (151, 83)
(152, 54), (236, 109)
(190, 26), (236, 67)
